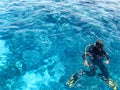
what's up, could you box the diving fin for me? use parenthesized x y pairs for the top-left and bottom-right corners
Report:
(102, 78), (118, 90)
(66, 70), (83, 87)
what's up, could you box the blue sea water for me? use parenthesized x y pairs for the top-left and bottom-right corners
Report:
(0, 0), (120, 90)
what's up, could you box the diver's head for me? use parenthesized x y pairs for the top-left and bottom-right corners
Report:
(96, 40), (104, 49)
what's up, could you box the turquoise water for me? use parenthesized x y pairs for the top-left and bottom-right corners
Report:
(0, 0), (120, 90)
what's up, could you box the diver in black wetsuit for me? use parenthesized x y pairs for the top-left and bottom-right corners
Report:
(82, 40), (110, 79)
(67, 40), (117, 89)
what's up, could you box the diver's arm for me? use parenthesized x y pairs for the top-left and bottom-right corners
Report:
(82, 53), (88, 66)
(82, 53), (87, 61)
(104, 51), (110, 61)
(82, 44), (93, 66)
(83, 44), (94, 60)
(106, 54), (110, 61)
(105, 54), (110, 64)
(104, 51), (110, 64)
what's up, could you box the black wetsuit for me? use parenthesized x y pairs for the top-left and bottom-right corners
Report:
(82, 44), (110, 79)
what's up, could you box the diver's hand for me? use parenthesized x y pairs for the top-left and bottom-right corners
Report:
(105, 60), (109, 64)
(84, 60), (89, 66)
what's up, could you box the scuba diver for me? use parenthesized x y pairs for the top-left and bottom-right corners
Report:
(82, 40), (110, 78)
(66, 40), (117, 90)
